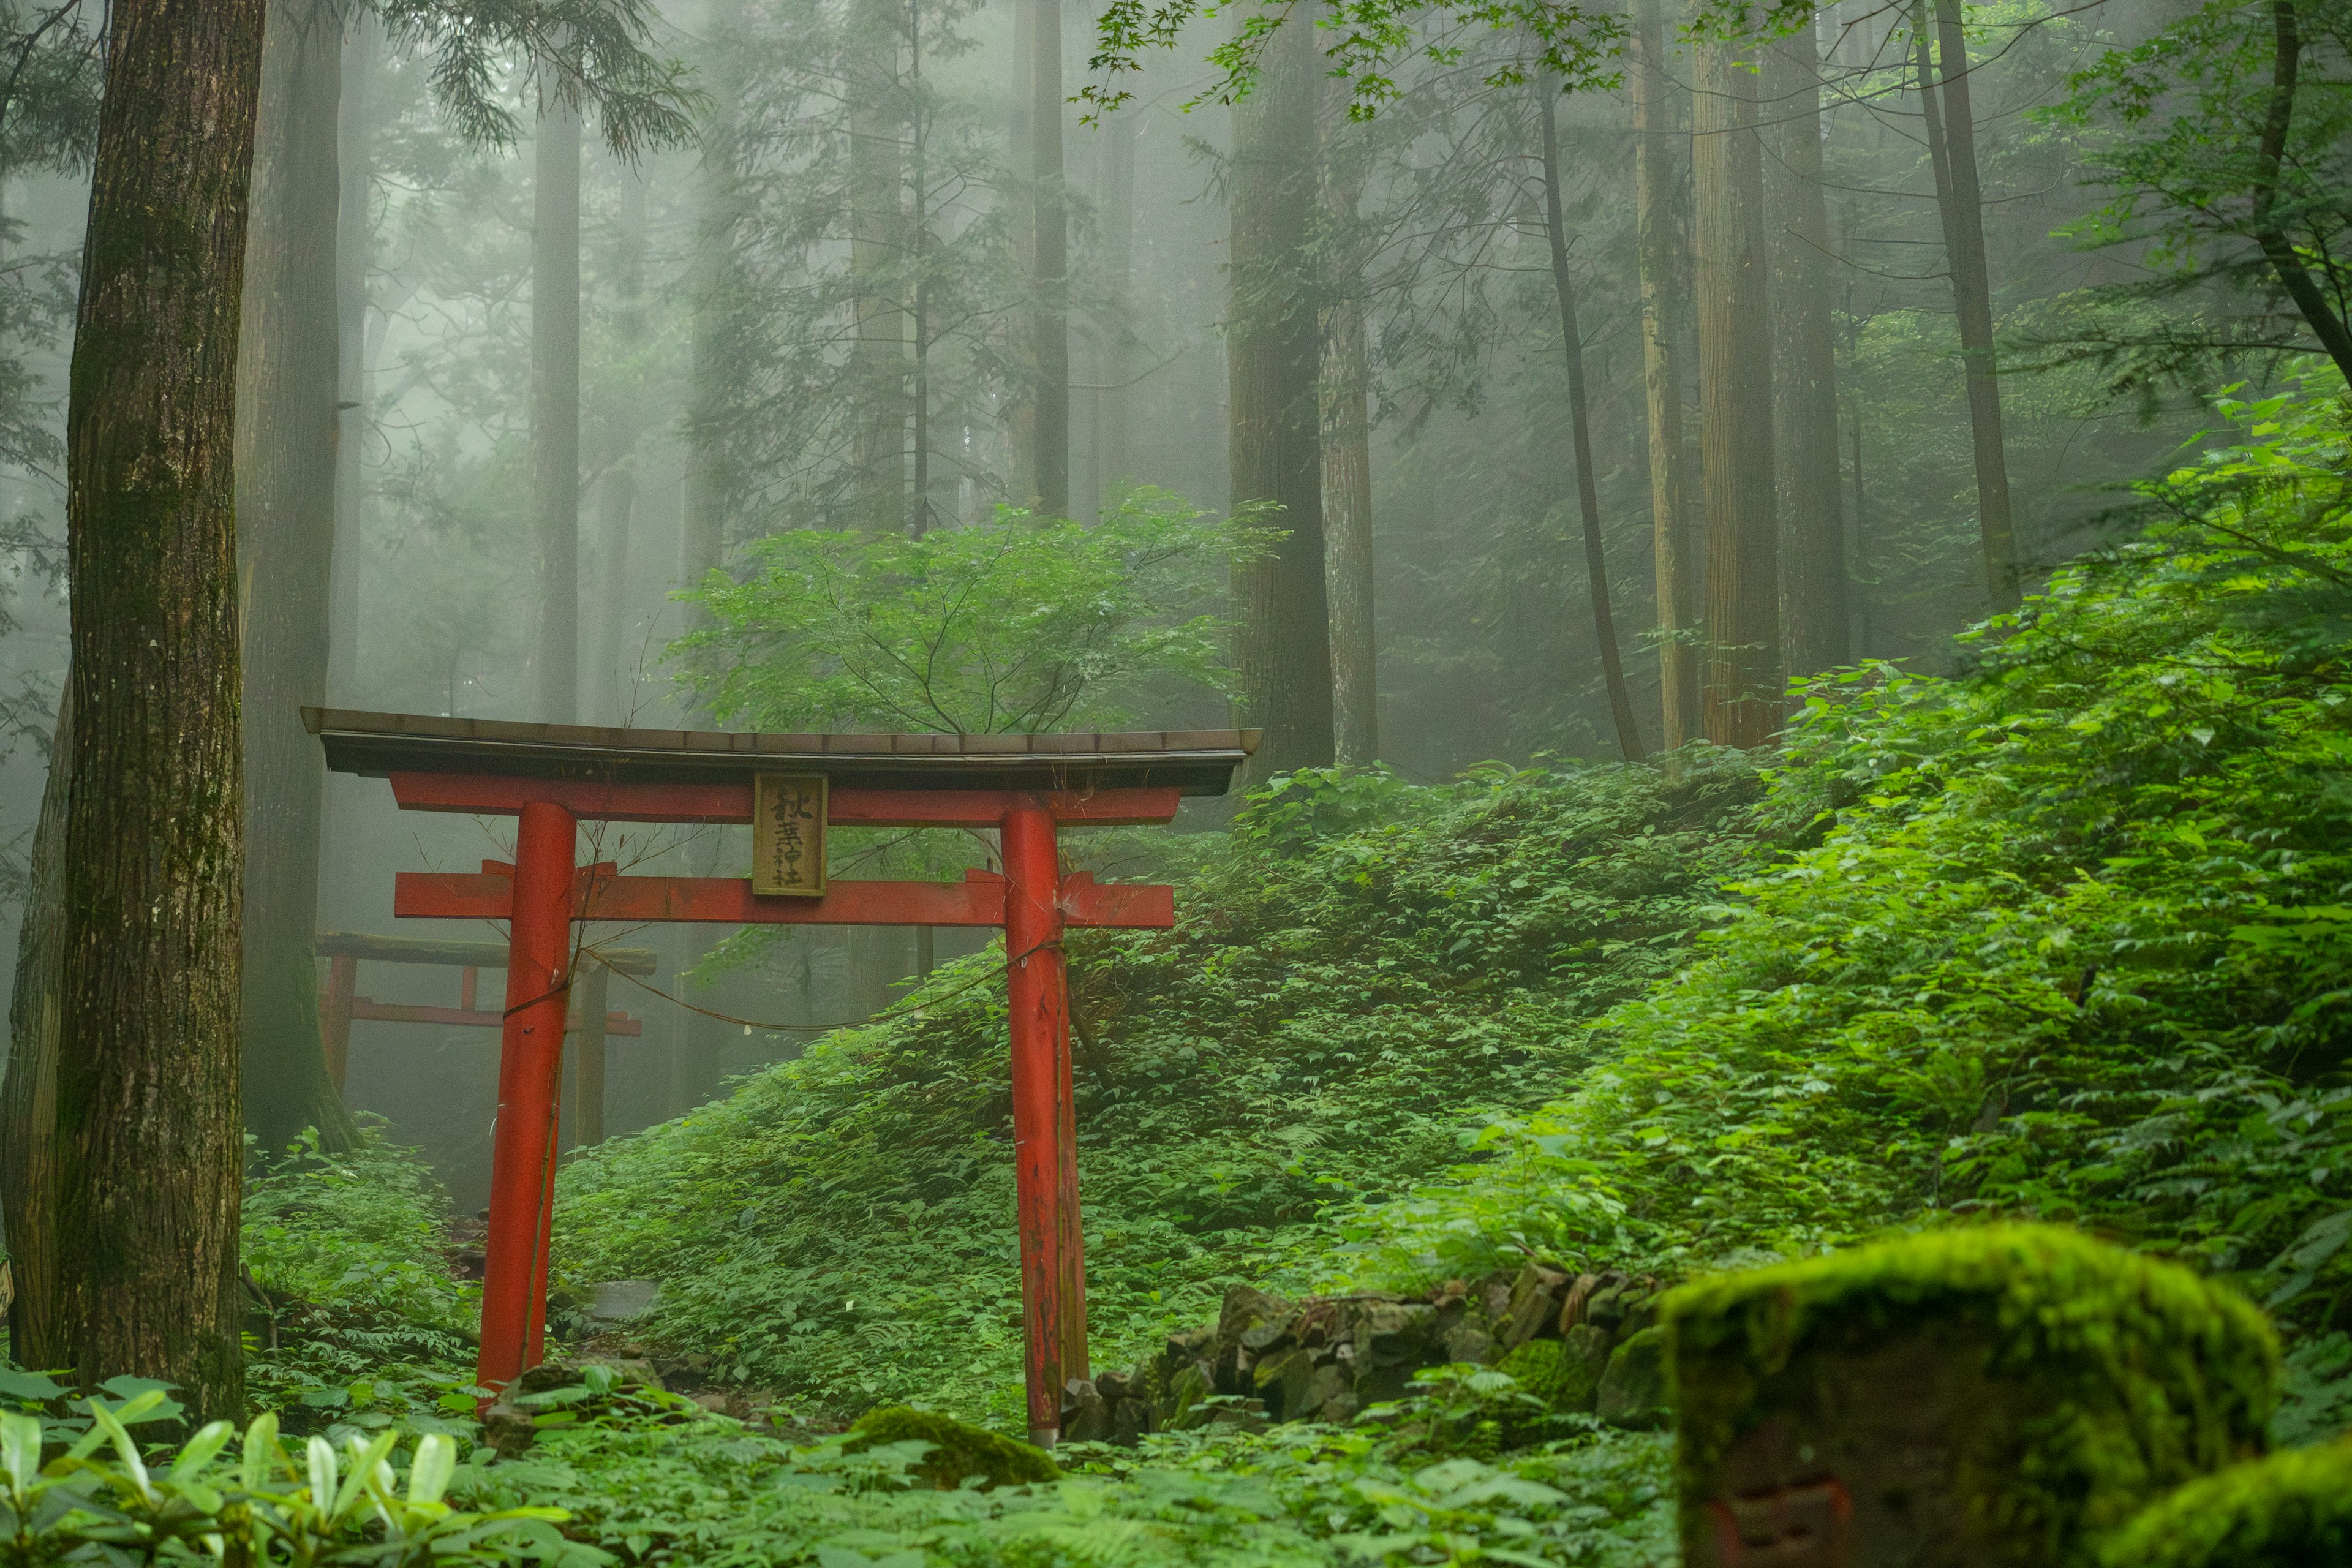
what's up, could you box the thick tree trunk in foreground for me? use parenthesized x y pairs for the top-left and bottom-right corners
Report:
(1228, 15), (1332, 780)
(1633, 0), (1697, 748)
(1915, 0), (2018, 614)
(53, 0), (265, 1421)
(1765, 21), (1850, 676)
(1321, 89), (1376, 767)
(2, 687), (70, 1361)
(1029, 0), (1068, 516)
(533, 96), (582, 722)
(1693, 35), (1782, 747)
(1540, 87), (1645, 764)
(239, 0), (358, 1159)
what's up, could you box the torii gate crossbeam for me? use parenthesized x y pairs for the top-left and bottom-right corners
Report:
(308, 710), (1253, 1446)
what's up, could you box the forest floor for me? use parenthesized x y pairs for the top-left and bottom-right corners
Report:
(105, 385), (2352, 1562)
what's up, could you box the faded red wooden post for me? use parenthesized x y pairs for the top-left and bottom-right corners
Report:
(478, 799), (577, 1396)
(322, 954), (358, 1093)
(1003, 801), (1084, 1444)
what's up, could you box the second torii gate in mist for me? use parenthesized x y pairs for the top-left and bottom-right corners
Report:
(307, 709), (1254, 1445)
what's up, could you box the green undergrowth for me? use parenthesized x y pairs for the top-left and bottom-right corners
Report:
(557, 751), (1766, 1424)
(447, 1365), (1674, 1568)
(242, 1120), (482, 1436)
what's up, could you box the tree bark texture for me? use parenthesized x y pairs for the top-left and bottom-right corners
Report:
(1227, 15), (1332, 780)
(1692, 36), (1782, 748)
(1764, 21), (1850, 676)
(1320, 90), (1375, 767)
(1916, 0), (2018, 614)
(1096, 105), (1137, 508)
(1540, 87), (1646, 764)
(533, 95), (582, 721)
(1029, 0), (1068, 516)
(848, 0), (908, 532)
(54, 0), (265, 1421)
(1632, 0), (1697, 748)
(1, 687), (70, 1361)
(238, 0), (358, 1162)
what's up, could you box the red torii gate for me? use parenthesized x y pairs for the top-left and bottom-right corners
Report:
(307, 709), (1254, 1444)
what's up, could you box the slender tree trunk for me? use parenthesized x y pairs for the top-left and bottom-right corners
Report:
(54, 0), (265, 1420)
(1030, 0), (1068, 516)
(1007, 0), (1035, 508)
(329, 12), (377, 702)
(1539, 87), (1646, 763)
(1320, 88), (1376, 767)
(593, 168), (647, 721)
(533, 96), (582, 722)
(1228, 14), (1332, 780)
(238, 0), (358, 1162)
(1915, 0), (2018, 614)
(849, 0), (908, 531)
(1098, 105), (1137, 505)
(1632, 0), (1696, 748)
(2251, 1), (2352, 381)
(1692, 34), (1782, 747)
(1765, 20), (1850, 675)
(1, 687), (70, 1360)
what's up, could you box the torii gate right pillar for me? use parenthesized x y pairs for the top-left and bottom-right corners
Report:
(1003, 803), (1088, 1444)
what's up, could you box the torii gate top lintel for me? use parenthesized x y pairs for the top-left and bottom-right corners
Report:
(312, 709), (1253, 1447)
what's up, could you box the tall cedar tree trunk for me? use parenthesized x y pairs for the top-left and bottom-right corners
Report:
(238, 0), (359, 1159)
(533, 96), (582, 722)
(1319, 84), (1376, 766)
(1632, 0), (1696, 747)
(52, 0), (266, 1420)
(594, 169), (647, 720)
(673, 74), (742, 1116)
(1029, 0), (1068, 515)
(1, 687), (70, 1359)
(849, 0), (908, 530)
(1692, 35), (1782, 747)
(1228, 15), (1333, 780)
(1539, 86), (1646, 763)
(1765, 21), (1850, 674)
(1914, 0), (2018, 614)
(2252, 2), (2352, 382)
(1098, 105), (1137, 506)
(329, 14), (377, 699)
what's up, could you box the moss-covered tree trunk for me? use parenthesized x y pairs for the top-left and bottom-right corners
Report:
(1227, 14), (1332, 781)
(238, 0), (358, 1160)
(53, 0), (265, 1421)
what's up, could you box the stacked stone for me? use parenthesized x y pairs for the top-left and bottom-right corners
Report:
(1061, 1261), (1670, 1444)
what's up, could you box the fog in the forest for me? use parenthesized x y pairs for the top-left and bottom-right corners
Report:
(0, 0), (2267, 1206)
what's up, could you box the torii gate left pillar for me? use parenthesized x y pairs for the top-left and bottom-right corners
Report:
(312, 734), (1248, 1450)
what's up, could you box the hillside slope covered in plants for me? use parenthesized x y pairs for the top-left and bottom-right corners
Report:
(560, 386), (2352, 1432)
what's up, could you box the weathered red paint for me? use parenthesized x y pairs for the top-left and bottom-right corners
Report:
(394, 868), (1175, 929)
(475, 801), (576, 1398)
(389, 771), (1183, 829)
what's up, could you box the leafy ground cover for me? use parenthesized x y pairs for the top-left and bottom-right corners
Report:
(557, 752), (1766, 1427)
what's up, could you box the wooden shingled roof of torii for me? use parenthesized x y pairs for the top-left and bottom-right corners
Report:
(301, 708), (1261, 796)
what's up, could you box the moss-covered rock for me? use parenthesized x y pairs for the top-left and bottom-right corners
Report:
(1500, 1323), (1610, 1414)
(1664, 1225), (2277, 1568)
(2097, 1439), (2352, 1566)
(845, 1406), (1062, 1490)
(1597, 1325), (1672, 1430)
